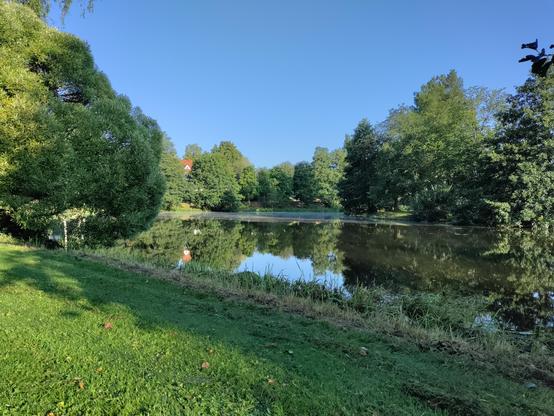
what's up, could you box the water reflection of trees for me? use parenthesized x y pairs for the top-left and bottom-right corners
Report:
(337, 224), (510, 292)
(116, 218), (553, 330)
(251, 221), (344, 274)
(120, 219), (254, 270)
(337, 224), (553, 330)
(482, 230), (554, 331)
(118, 219), (344, 276)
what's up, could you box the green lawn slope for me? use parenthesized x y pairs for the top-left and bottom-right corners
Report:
(0, 244), (552, 415)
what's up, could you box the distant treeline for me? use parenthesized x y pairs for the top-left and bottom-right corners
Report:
(163, 69), (553, 228)
(160, 141), (346, 212)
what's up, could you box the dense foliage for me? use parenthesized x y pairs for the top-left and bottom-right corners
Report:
(188, 153), (241, 211)
(292, 161), (315, 204)
(258, 163), (294, 207)
(311, 147), (345, 208)
(0, 2), (164, 244)
(340, 119), (381, 214)
(483, 76), (554, 226)
(180, 140), (346, 210)
(159, 137), (186, 211)
(339, 69), (553, 228)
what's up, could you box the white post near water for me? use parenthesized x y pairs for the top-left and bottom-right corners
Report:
(63, 219), (68, 251)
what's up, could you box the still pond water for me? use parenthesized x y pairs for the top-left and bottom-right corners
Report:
(109, 212), (554, 332)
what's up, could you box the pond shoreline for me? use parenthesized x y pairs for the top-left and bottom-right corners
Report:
(161, 210), (492, 229)
(82, 240), (554, 386)
(116, 214), (554, 333)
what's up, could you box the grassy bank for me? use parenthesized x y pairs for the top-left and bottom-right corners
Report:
(1, 244), (553, 415)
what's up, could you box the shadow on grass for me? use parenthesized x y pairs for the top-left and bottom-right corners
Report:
(0, 246), (551, 415)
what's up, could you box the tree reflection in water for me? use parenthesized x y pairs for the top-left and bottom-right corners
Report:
(113, 218), (553, 331)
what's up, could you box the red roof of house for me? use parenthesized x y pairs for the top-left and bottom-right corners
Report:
(181, 159), (193, 171)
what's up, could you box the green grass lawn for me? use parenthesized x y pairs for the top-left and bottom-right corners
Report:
(0, 244), (552, 415)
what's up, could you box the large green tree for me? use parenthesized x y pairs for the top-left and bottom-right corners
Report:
(159, 136), (186, 211)
(189, 153), (241, 211)
(256, 163), (294, 207)
(482, 74), (554, 227)
(269, 163), (294, 207)
(0, 2), (164, 244)
(211, 141), (250, 177)
(293, 161), (315, 204)
(340, 119), (380, 213)
(238, 165), (258, 202)
(183, 143), (203, 161)
(311, 147), (345, 208)
(381, 71), (481, 221)
(256, 168), (272, 205)
(211, 141), (257, 202)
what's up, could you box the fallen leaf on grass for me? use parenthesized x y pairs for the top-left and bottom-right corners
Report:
(200, 361), (210, 370)
(267, 378), (277, 385)
(103, 322), (113, 330)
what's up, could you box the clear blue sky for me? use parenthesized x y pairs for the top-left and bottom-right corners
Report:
(50, 0), (553, 167)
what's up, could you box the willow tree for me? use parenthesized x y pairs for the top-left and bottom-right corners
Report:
(15, 0), (94, 19)
(0, 2), (164, 245)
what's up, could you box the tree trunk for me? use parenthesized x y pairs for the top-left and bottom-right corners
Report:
(63, 219), (68, 250)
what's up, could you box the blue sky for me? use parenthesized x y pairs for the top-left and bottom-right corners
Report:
(50, 0), (554, 167)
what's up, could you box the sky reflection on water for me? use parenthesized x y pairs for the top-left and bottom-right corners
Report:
(110, 214), (554, 331)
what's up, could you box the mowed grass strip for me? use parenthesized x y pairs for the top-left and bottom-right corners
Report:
(0, 244), (552, 415)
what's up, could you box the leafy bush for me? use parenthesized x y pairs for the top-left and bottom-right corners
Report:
(217, 189), (242, 212)
(411, 185), (452, 222)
